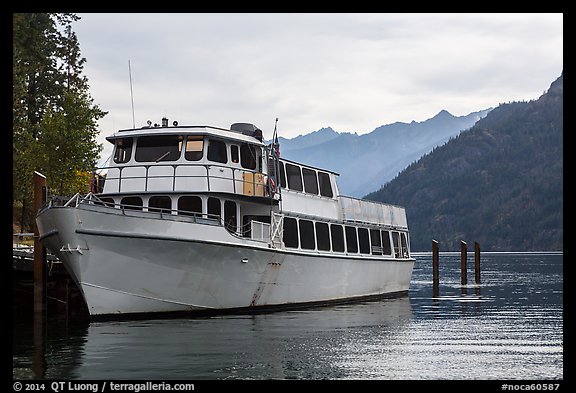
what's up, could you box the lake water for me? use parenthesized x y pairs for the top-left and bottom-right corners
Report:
(13, 252), (563, 382)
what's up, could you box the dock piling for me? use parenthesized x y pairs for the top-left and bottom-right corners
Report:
(460, 240), (467, 286)
(32, 171), (47, 379)
(432, 240), (439, 297)
(33, 171), (47, 314)
(475, 241), (481, 284)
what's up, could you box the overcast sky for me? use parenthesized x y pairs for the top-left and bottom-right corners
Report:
(72, 13), (563, 161)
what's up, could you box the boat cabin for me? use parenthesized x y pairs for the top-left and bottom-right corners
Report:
(92, 120), (410, 259)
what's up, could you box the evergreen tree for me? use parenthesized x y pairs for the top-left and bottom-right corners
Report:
(13, 13), (106, 231)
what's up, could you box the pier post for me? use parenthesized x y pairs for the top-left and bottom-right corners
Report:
(460, 240), (467, 286)
(32, 171), (47, 379)
(432, 240), (439, 297)
(33, 171), (47, 314)
(475, 241), (481, 284)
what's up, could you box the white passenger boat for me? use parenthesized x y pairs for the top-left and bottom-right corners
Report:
(36, 118), (415, 318)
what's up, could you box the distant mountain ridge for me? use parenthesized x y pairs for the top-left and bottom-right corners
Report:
(278, 108), (491, 196)
(365, 73), (563, 251)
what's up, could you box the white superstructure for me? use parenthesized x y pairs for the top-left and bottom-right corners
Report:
(36, 119), (414, 318)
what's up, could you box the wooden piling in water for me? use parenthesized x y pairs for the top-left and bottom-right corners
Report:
(432, 240), (439, 297)
(460, 240), (467, 285)
(33, 171), (47, 314)
(33, 171), (47, 379)
(475, 241), (481, 284)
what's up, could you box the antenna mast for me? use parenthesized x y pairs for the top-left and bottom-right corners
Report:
(128, 60), (136, 128)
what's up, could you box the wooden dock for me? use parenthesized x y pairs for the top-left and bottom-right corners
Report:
(13, 234), (89, 320)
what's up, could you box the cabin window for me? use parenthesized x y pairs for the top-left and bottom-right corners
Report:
(113, 138), (133, 163)
(207, 139), (227, 164)
(330, 224), (345, 252)
(148, 196), (172, 213)
(283, 217), (298, 248)
(381, 230), (392, 255)
(231, 145), (239, 163)
(178, 196), (202, 216)
(318, 172), (333, 198)
(224, 200), (237, 233)
(345, 226), (358, 253)
(299, 219), (315, 250)
(208, 197), (221, 220)
(400, 232), (409, 258)
(240, 144), (257, 170)
(286, 163), (303, 191)
(370, 229), (382, 255)
(120, 196), (142, 210)
(135, 135), (181, 162)
(185, 136), (204, 161)
(392, 231), (401, 258)
(358, 228), (370, 254)
(302, 168), (319, 195)
(279, 161), (287, 188)
(315, 222), (330, 251)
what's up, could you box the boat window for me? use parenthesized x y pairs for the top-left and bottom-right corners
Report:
(345, 226), (358, 253)
(392, 231), (401, 258)
(208, 197), (221, 220)
(286, 163), (303, 191)
(207, 139), (227, 164)
(330, 224), (345, 252)
(135, 135), (182, 162)
(279, 161), (287, 188)
(302, 168), (319, 195)
(178, 196), (202, 216)
(318, 172), (333, 198)
(381, 230), (392, 255)
(400, 232), (409, 258)
(224, 200), (237, 233)
(113, 138), (133, 163)
(315, 222), (330, 251)
(358, 228), (370, 254)
(283, 217), (299, 248)
(231, 145), (239, 163)
(149, 196), (172, 213)
(120, 196), (142, 211)
(299, 219), (315, 250)
(240, 144), (257, 170)
(370, 229), (382, 255)
(185, 136), (204, 161)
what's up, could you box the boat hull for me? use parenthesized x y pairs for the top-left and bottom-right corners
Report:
(37, 205), (414, 317)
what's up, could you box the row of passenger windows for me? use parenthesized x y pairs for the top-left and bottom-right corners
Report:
(114, 135), (259, 170)
(271, 160), (333, 198)
(282, 217), (409, 258)
(99, 195), (238, 232)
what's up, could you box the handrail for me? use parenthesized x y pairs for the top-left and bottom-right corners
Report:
(95, 162), (275, 198)
(63, 193), (278, 245)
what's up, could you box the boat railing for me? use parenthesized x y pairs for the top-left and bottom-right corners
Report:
(94, 162), (278, 199)
(338, 195), (408, 229)
(56, 192), (273, 244)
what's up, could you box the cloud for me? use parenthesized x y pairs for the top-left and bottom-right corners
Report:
(74, 12), (563, 162)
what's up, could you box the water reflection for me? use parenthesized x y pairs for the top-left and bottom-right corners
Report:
(13, 252), (563, 380)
